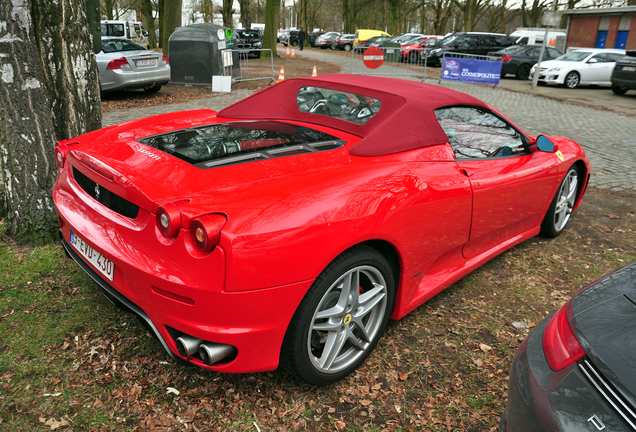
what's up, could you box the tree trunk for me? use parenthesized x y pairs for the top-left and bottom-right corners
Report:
(223, 0), (234, 27)
(162, 0), (182, 56)
(104, 0), (115, 20)
(0, 0), (102, 243)
(140, 0), (157, 48)
(262, 0), (280, 58)
(240, 0), (251, 28)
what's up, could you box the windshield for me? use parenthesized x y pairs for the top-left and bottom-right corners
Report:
(137, 121), (345, 168)
(498, 45), (526, 54)
(441, 35), (458, 46)
(554, 51), (592, 62)
(101, 38), (147, 53)
(237, 30), (261, 38)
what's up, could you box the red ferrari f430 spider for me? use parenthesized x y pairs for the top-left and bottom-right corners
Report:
(53, 75), (590, 385)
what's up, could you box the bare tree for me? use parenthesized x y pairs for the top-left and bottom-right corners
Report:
(240, 0), (252, 27)
(223, 0), (235, 26)
(162, 0), (182, 54)
(451, 0), (490, 32)
(140, 0), (157, 47)
(428, 0), (454, 35)
(1, 0), (101, 243)
(263, 0), (281, 57)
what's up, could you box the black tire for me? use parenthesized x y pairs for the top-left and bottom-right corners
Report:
(563, 71), (580, 89)
(291, 40), (298, 47)
(144, 85), (162, 93)
(343, 44), (351, 52)
(516, 64), (531, 80)
(280, 245), (396, 386)
(408, 51), (419, 64)
(612, 83), (629, 95)
(330, 43), (337, 50)
(540, 165), (580, 238)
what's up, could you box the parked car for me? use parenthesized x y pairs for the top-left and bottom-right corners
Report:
(308, 32), (322, 47)
(53, 74), (590, 386)
(530, 48), (626, 88)
(353, 29), (391, 47)
(277, 28), (285, 43)
(315, 32), (340, 49)
(97, 37), (170, 93)
(400, 36), (442, 63)
(489, 45), (563, 80)
(424, 32), (515, 67)
(611, 50), (636, 95)
(332, 34), (355, 51)
(101, 20), (149, 49)
(280, 29), (300, 47)
(234, 28), (263, 58)
(500, 262), (636, 432)
(355, 35), (392, 52)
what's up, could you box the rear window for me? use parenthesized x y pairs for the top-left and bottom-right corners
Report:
(102, 38), (146, 52)
(297, 86), (381, 125)
(137, 121), (345, 168)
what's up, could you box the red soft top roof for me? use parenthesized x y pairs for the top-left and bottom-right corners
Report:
(217, 74), (490, 156)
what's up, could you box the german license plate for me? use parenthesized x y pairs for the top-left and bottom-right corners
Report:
(70, 231), (114, 281)
(387, 49), (394, 54)
(135, 58), (156, 67)
(624, 66), (636, 72)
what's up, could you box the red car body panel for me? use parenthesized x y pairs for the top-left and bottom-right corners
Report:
(53, 75), (591, 374)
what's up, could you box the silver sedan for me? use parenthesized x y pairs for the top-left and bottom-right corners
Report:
(98, 37), (170, 93)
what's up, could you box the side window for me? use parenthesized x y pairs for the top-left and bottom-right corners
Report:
(592, 53), (608, 62)
(455, 36), (471, 48)
(435, 107), (527, 159)
(547, 48), (560, 58)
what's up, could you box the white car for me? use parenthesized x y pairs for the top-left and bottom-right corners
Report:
(530, 48), (625, 88)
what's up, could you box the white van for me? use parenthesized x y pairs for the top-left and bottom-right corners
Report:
(101, 20), (149, 49)
(510, 28), (566, 47)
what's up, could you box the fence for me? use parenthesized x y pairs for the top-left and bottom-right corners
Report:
(350, 45), (429, 80)
(222, 49), (276, 84)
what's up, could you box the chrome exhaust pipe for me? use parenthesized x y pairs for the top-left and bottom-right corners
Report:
(199, 342), (237, 365)
(175, 335), (204, 357)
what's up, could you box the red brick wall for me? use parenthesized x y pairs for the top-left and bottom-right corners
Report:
(628, 18), (636, 50)
(566, 14), (636, 50)
(567, 16), (599, 48)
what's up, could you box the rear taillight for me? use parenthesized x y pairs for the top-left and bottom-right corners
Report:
(542, 299), (584, 371)
(162, 54), (169, 65)
(55, 146), (65, 168)
(106, 57), (129, 70)
(156, 203), (181, 237)
(54, 140), (79, 169)
(191, 214), (227, 251)
(502, 55), (512, 62)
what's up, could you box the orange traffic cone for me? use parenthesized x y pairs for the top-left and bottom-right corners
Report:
(312, 65), (317, 77)
(277, 66), (285, 82)
(286, 46), (290, 56)
(291, 48), (296, 58)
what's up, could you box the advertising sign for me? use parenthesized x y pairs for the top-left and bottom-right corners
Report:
(441, 57), (502, 85)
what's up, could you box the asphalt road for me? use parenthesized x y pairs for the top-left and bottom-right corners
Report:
(99, 48), (635, 192)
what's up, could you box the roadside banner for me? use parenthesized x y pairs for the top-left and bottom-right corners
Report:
(441, 57), (502, 85)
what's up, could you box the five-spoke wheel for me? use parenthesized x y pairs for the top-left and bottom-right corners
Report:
(281, 245), (395, 386)
(540, 165), (579, 237)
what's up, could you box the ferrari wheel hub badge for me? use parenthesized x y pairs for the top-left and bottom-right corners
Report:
(343, 314), (352, 325)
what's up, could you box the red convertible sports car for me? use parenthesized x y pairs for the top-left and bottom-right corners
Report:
(53, 75), (590, 385)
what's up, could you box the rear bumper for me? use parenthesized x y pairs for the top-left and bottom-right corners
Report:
(100, 67), (171, 92)
(53, 167), (311, 373)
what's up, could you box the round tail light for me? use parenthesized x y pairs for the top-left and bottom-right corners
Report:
(191, 214), (227, 251)
(156, 203), (181, 237)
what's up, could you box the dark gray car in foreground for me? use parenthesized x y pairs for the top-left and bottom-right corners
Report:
(501, 262), (636, 431)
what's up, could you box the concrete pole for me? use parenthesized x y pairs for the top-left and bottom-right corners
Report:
(531, 0), (559, 89)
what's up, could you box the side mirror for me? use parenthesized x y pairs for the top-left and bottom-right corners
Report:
(536, 135), (555, 153)
(588, 58), (598, 63)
